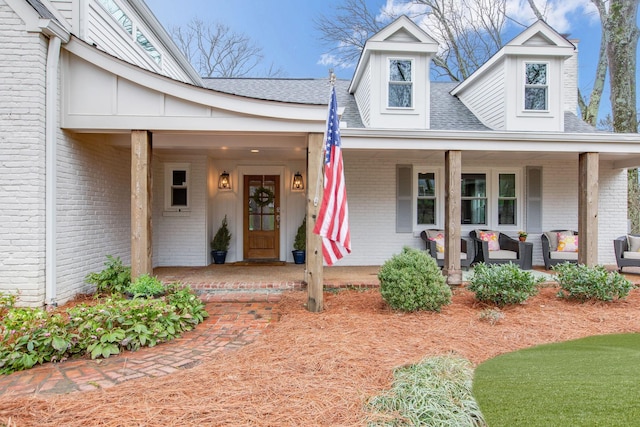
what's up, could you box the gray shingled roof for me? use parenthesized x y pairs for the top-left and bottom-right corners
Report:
(203, 77), (594, 133)
(25, 0), (57, 20)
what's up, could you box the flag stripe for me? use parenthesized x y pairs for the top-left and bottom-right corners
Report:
(313, 86), (350, 266)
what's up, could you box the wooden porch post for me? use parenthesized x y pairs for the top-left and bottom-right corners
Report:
(307, 133), (324, 312)
(444, 150), (462, 285)
(578, 152), (599, 266)
(131, 130), (153, 279)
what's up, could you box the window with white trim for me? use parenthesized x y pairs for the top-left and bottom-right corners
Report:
(417, 171), (437, 225)
(388, 59), (413, 108)
(164, 163), (190, 211)
(410, 169), (521, 230)
(524, 62), (548, 111)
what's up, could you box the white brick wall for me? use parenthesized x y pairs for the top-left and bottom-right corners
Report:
(0, 2), (48, 305)
(55, 133), (131, 304)
(153, 155), (208, 267)
(340, 153), (628, 267)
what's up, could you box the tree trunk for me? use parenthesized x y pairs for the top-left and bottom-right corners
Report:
(604, 0), (640, 133)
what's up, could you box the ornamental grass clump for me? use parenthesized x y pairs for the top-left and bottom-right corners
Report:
(468, 262), (543, 306)
(378, 247), (451, 312)
(553, 262), (633, 302)
(367, 355), (487, 426)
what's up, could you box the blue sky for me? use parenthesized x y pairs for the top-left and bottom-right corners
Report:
(145, 0), (637, 120)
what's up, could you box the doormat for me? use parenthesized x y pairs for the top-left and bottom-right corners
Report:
(232, 261), (288, 266)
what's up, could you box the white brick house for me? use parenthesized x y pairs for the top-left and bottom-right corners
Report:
(2, 0), (640, 306)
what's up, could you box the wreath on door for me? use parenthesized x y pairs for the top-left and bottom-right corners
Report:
(251, 186), (275, 208)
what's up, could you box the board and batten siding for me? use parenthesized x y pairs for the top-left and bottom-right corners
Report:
(456, 66), (506, 130)
(353, 63), (372, 127)
(0, 1), (48, 305)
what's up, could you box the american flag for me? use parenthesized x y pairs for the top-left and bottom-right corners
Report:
(313, 86), (351, 265)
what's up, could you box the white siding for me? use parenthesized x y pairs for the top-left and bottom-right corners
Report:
(86, 1), (193, 83)
(0, 1), (48, 306)
(55, 133), (131, 304)
(354, 63), (372, 127)
(49, 0), (74, 22)
(456, 65), (505, 130)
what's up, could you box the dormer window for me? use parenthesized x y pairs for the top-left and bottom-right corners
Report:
(524, 63), (548, 111)
(388, 59), (413, 108)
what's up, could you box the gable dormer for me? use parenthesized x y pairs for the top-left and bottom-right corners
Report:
(451, 20), (576, 132)
(349, 15), (438, 129)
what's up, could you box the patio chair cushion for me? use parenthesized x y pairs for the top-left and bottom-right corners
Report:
(544, 230), (573, 251)
(627, 235), (640, 252)
(557, 233), (579, 252)
(550, 251), (579, 260)
(478, 230), (500, 251)
(487, 250), (518, 260)
(623, 251), (640, 260)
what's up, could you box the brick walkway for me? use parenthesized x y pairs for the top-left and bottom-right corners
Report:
(0, 300), (279, 397)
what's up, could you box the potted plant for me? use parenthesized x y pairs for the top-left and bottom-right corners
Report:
(518, 231), (528, 242)
(211, 215), (231, 264)
(292, 216), (306, 264)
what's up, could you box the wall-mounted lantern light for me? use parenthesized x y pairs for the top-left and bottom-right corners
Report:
(218, 171), (231, 190)
(292, 171), (304, 191)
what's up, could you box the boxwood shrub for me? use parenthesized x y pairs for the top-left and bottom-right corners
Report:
(468, 262), (543, 306)
(378, 247), (451, 312)
(553, 262), (633, 302)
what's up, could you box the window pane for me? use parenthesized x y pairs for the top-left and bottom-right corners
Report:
(262, 215), (275, 231)
(172, 170), (186, 186)
(499, 174), (516, 197)
(417, 199), (435, 225)
(461, 174), (486, 197)
(499, 200), (516, 225)
(461, 199), (486, 225)
(171, 188), (187, 206)
(525, 87), (547, 110)
(390, 60), (411, 82)
(418, 173), (435, 197)
(526, 63), (547, 84)
(249, 214), (260, 231)
(389, 84), (412, 107)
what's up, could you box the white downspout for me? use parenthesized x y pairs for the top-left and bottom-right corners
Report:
(45, 35), (61, 307)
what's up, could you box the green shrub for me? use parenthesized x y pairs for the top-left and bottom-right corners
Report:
(367, 355), (487, 426)
(553, 262), (633, 302)
(126, 274), (166, 297)
(0, 302), (73, 374)
(468, 262), (543, 306)
(85, 255), (131, 294)
(378, 247), (451, 312)
(0, 285), (208, 374)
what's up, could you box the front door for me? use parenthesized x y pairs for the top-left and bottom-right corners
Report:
(243, 175), (280, 260)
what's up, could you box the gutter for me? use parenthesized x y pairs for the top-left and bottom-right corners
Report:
(41, 19), (70, 307)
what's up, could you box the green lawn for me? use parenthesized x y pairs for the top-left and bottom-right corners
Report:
(473, 333), (640, 426)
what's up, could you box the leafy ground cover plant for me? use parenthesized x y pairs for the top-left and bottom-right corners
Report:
(0, 283), (209, 374)
(126, 274), (166, 297)
(85, 255), (131, 294)
(553, 262), (633, 302)
(378, 247), (451, 312)
(468, 262), (543, 306)
(367, 355), (487, 426)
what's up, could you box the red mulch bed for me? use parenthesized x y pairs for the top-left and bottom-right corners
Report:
(2, 285), (640, 426)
